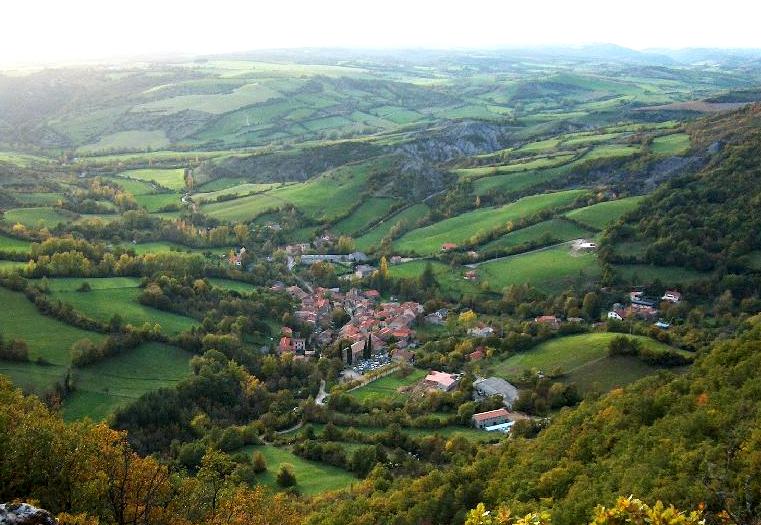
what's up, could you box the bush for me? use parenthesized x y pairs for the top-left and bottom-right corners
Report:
(276, 463), (297, 487)
(77, 281), (92, 292)
(252, 451), (267, 474)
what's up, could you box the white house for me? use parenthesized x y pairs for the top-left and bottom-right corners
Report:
(662, 290), (682, 303)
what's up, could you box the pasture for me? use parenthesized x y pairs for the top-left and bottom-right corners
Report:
(41, 277), (197, 336)
(77, 130), (170, 154)
(487, 332), (686, 383)
(121, 168), (187, 191)
(388, 260), (485, 300)
(564, 196), (645, 230)
(242, 445), (356, 496)
(651, 133), (691, 155)
(331, 197), (399, 235)
(2, 207), (74, 228)
(394, 190), (586, 255)
(477, 243), (600, 294)
(0, 234), (32, 253)
(354, 203), (429, 252)
(63, 342), (191, 421)
(480, 219), (591, 253)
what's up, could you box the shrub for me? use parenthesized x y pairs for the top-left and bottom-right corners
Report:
(276, 464), (297, 487)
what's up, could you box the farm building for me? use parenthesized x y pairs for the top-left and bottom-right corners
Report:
(425, 371), (460, 391)
(534, 315), (560, 328)
(464, 270), (478, 281)
(472, 408), (511, 429)
(662, 290), (682, 303)
(473, 377), (519, 408)
(467, 325), (495, 337)
(441, 243), (458, 251)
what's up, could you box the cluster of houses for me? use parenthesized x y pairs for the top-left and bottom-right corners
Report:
(277, 284), (423, 362)
(607, 289), (682, 324)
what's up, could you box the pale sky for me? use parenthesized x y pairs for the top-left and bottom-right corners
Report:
(2, 0), (760, 66)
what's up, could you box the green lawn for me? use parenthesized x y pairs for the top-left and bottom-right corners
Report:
(41, 277), (197, 335)
(208, 278), (259, 293)
(241, 445), (356, 496)
(121, 241), (232, 257)
(354, 204), (429, 252)
(121, 168), (187, 191)
(480, 219), (591, 253)
(0, 234), (32, 253)
(332, 197), (399, 236)
(2, 207), (74, 228)
(347, 369), (427, 402)
(62, 342), (191, 421)
(565, 196), (645, 230)
(651, 133), (690, 155)
(564, 355), (682, 395)
(394, 190), (586, 255)
(477, 243), (600, 294)
(488, 333), (685, 382)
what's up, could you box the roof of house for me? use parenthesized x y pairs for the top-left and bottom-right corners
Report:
(535, 315), (559, 323)
(473, 377), (519, 403)
(472, 408), (510, 422)
(441, 243), (458, 250)
(425, 371), (459, 388)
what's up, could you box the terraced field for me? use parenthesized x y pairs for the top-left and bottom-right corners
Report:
(0, 234), (32, 253)
(192, 182), (283, 204)
(394, 190), (586, 255)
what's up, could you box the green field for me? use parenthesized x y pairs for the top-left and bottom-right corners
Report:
(123, 241), (232, 257)
(454, 153), (576, 180)
(480, 219), (591, 253)
(565, 196), (645, 230)
(388, 260), (484, 300)
(77, 130), (170, 154)
(477, 243), (600, 294)
(41, 277), (197, 335)
(0, 287), (107, 367)
(0, 151), (51, 167)
(331, 197), (399, 235)
(192, 182), (282, 203)
(2, 207), (74, 228)
(103, 176), (157, 196)
(208, 278), (259, 293)
(347, 369), (427, 402)
(488, 332), (686, 384)
(203, 161), (381, 222)
(651, 133), (691, 155)
(0, 260), (27, 272)
(0, 234), (32, 253)
(394, 190), (586, 255)
(14, 193), (65, 206)
(63, 342), (191, 421)
(242, 444), (356, 496)
(354, 204), (429, 252)
(121, 168), (187, 191)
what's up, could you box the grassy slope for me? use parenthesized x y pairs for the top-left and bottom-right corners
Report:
(0, 234), (32, 253)
(394, 190), (586, 255)
(354, 204), (429, 252)
(331, 197), (399, 236)
(63, 342), (191, 421)
(488, 332), (685, 382)
(565, 196), (645, 230)
(477, 243), (600, 294)
(2, 207), (74, 228)
(42, 277), (197, 336)
(121, 168), (187, 191)
(241, 444), (356, 496)
(480, 219), (591, 253)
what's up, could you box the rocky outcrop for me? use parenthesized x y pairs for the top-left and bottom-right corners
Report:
(0, 504), (56, 525)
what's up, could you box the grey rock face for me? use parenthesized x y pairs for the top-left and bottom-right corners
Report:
(0, 503), (57, 525)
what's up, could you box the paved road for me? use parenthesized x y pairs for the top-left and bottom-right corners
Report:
(315, 379), (328, 406)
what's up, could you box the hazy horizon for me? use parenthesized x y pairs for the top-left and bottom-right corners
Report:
(2, 0), (761, 67)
